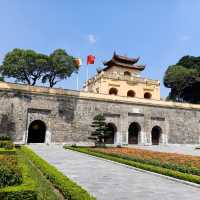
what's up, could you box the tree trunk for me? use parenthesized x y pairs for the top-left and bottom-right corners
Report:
(49, 75), (56, 88)
(31, 78), (37, 86)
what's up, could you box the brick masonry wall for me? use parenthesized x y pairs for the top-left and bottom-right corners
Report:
(0, 87), (200, 145)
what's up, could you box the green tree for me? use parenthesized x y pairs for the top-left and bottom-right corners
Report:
(0, 76), (4, 82)
(178, 55), (200, 71)
(42, 49), (78, 87)
(89, 114), (111, 145)
(164, 55), (200, 103)
(0, 49), (48, 85)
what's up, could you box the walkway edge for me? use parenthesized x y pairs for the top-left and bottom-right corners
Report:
(23, 146), (96, 200)
(65, 148), (200, 189)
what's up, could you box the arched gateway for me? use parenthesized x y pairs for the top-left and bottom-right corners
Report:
(151, 126), (162, 145)
(27, 120), (46, 143)
(128, 122), (141, 144)
(104, 123), (117, 144)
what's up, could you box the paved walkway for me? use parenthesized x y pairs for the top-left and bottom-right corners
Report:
(134, 144), (200, 157)
(30, 144), (200, 200)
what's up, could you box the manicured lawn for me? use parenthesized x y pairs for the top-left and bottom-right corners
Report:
(1, 145), (95, 199)
(0, 141), (62, 199)
(18, 148), (62, 200)
(21, 146), (96, 200)
(65, 146), (200, 185)
(0, 148), (36, 199)
(0, 138), (39, 199)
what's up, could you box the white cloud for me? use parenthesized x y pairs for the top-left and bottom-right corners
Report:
(87, 34), (96, 44)
(180, 35), (191, 41)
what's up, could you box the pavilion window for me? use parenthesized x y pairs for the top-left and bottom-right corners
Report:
(144, 92), (152, 99)
(127, 90), (135, 97)
(124, 71), (131, 76)
(109, 88), (118, 95)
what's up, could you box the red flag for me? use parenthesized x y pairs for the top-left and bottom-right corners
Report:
(87, 55), (95, 64)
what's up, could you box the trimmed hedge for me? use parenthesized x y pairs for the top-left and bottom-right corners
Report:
(65, 146), (200, 185)
(21, 146), (96, 200)
(0, 148), (16, 155)
(0, 151), (37, 199)
(0, 136), (11, 141)
(0, 187), (37, 200)
(0, 155), (22, 188)
(0, 141), (14, 150)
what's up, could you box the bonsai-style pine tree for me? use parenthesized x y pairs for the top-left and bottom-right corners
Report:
(89, 114), (111, 145)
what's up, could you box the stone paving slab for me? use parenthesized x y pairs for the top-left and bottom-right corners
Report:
(29, 144), (200, 200)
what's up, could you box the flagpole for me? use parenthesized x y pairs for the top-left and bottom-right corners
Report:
(76, 72), (79, 90)
(86, 64), (89, 81)
(74, 57), (81, 91)
(86, 64), (88, 91)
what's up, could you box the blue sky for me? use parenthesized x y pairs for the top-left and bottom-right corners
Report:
(0, 0), (200, 97)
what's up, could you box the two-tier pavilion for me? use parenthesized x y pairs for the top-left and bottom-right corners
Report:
(84, 52), (160, 100)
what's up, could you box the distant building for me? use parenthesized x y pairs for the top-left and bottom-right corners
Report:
(84, 52), (160, 100)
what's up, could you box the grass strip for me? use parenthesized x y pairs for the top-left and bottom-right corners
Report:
(65, 146), (200, 185)
(21, 146), (96, 200)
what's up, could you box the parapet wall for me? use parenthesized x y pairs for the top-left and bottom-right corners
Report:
(0, 81), (199, 145)
(0, 81), (200, 111)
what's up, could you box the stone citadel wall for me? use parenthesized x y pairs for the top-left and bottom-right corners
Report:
(0, 81), (200, 145)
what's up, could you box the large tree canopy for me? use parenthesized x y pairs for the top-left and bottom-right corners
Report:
(42, 49), (78, 87)
(0, 48), (78, 87)
(164, 55), (200, 103)
(0, 49), (48, 85)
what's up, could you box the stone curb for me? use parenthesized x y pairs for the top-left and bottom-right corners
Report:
(66, 148), (200, 189)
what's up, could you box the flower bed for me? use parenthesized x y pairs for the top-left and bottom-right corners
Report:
(95, 147), (200, 168)
(90, 147), (200, 176)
